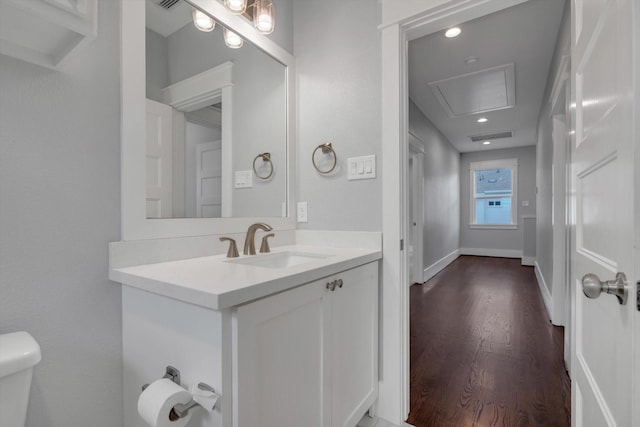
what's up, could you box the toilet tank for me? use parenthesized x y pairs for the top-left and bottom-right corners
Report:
(0, 332), (41, 427)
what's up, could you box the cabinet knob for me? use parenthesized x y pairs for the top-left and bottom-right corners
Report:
(326, 281), (336, 291)
(337, 279), (343, 288)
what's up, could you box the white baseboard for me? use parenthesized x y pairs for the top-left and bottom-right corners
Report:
(423, 249), (459, 282)
(459, 247), (522, 259)
(534, 261), (553, 322)
(521, 256), (536, 266)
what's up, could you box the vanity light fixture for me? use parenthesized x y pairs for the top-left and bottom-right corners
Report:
(192, 9), (215, 32)
(445, 27), (462, 38)
(477, 117), (488, 123)
(224, 28), (244, 48)
(225, 0), (247, 14)
(253, 0), (275, 34)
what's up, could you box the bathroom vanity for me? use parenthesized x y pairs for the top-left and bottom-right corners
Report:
(111, 242), (380, 427)
(115, 1), (381, 426)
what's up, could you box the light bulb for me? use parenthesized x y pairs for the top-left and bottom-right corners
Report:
(477, 117), (488, 123)
(192, 9), (215, 32)
(253, 0), (275, 34)
(225, 0), (247, 14)
(445, 27), (461, 38)
(224, 28), (244, 49)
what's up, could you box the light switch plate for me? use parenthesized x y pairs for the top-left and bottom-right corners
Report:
(347, 155), (376, 180)
(297, 202), (308, 222)
(235, 170), (253, 188)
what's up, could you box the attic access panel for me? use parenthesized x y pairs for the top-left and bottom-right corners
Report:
(429, 63), (516, 118)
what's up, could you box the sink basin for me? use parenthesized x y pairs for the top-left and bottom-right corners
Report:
(225, 251), (332, 269)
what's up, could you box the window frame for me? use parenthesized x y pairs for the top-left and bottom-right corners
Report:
(469, 158), (518, 229)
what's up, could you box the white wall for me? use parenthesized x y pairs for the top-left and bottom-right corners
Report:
(294, 0), (382, 231)
(459, 146), (537, 255)
(0, 2), (122, 426)
(408, 100), (460, 271)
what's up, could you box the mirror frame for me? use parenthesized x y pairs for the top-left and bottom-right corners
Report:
(121, 0), (295, 240)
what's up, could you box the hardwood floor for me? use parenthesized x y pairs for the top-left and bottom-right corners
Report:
(407, 256), (570, 427)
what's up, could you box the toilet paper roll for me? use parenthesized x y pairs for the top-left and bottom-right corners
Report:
(138, 378), (194, 427)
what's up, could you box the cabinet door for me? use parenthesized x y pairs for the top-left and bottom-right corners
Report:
(234, 280), (331, 427)
(331, 262), (378, 427)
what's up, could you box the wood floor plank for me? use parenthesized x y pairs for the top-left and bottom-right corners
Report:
(407, 256), (571, 427)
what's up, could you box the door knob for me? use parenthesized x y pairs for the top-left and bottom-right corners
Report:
(581, 272), (628, 305)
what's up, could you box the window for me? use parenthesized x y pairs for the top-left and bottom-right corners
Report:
(470, 158), (518, 228)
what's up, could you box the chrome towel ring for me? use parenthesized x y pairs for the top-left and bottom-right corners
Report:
(312, 142), (337, 174)
(253, 152), (274, 180)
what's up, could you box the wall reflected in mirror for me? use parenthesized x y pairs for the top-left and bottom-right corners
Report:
(145, 0), (287, 219)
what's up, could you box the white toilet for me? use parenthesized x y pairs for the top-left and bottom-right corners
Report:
(0, 331), (41, 427)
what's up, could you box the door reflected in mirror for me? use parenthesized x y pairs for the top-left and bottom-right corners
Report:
(145, 0), (287, 219)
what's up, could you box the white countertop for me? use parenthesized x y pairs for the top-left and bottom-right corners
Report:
(109, 245), (381, 310)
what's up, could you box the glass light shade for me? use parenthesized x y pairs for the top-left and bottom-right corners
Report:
(253, 0), (275, 34)
(223, 28), (244, 49)
(192, 9), (215, 32)
(225, 0), (247, 14)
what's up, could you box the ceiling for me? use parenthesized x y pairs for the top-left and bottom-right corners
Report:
(408, 0), (565, 153)
(146, 0), (192, 37)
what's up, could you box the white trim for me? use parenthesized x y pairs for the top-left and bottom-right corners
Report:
(459, 248), (522, 258)
(162, 62), (233, 112)
(469, 224), (518, 230)
(423, 250), (460, 282)
(534, 261), (553, 322)
(521, 256), (536, 266)
(469, 158), (518, 226)
(120, 0), (296, 241)
(380, 22), (409, 424)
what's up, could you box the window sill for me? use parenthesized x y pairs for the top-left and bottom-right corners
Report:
(469, 224), (518, 230)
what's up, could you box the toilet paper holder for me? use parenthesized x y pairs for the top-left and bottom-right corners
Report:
(142, 366), (218, 419)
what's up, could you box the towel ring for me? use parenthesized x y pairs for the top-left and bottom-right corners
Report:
(312, 142), (337, 174)
(253, 153), (274, 180)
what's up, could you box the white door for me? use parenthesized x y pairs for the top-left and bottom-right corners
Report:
(195, 141), (222, 217)
(570, 0), (635, 426)
(145, 99), (173, 218)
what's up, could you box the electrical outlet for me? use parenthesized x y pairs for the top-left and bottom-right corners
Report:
(297, 202), (308, 223)
(234, 170), (252, 188)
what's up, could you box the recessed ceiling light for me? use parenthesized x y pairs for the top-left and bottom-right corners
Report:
(483, 141), (491, 145)
(445, 27), (461, 38)
(477, 117), (488, 123)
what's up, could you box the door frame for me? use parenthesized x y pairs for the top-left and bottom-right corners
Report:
(408, 133), (425, 285)
(380, 0), (538, 423)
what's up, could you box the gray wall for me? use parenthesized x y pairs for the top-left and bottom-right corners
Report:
(536, 2), (570, 294)
(0, 1), (122, 426)
(460, 146), (537, 253)
(408, 100), (460, 269)
(294, 0), (382, 231)
(146, 28), (169, 103)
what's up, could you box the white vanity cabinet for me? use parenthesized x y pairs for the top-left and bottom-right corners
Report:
(233, 262), (378, 427)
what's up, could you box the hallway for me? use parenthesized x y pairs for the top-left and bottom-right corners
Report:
(407, 256), (570, 427)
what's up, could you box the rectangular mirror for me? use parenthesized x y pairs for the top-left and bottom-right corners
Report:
(121, 0), (295, 240)
(146, 0), (287, 219)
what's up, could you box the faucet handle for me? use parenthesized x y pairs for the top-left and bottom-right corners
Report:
(220, 237), (239, 258)
(259, 233), (275, 253)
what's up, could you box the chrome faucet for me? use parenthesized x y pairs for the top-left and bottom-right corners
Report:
(243, 223), (273, 255)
